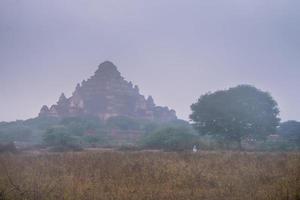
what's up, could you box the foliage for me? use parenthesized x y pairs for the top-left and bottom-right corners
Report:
(258, 140), (295, 151)
(60, 116), (105, 136)
(0, 111), (198, 149)
(0, 121), (33, 143)
(278, 121), (300, 147)
(43, 125), (84, 152)
(0, 117), (61, 144)
(141, 119), (195, 134)
(82, 135), (108, 146)
(190, 85), (280, 148)
(43, 126), (77, 146)
(4, 109), (298, 151)
(277, 121), (300, 149)
(24, 117), (60, 130)
(141, 126), (198, 151)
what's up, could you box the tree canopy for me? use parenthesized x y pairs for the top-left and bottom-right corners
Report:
(190, 85), (280, 148)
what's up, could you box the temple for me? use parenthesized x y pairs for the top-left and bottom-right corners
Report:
(39, 61), (177, 122)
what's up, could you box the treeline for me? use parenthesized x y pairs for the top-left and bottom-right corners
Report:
(0, 116), (195, 151)
(0, 84), (300, 152)
(0, 115), (299, 152)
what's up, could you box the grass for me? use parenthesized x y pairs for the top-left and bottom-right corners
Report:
(0, 151), (300, 200)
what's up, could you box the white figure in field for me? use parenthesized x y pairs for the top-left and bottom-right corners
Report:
(193, 145), (198, 153)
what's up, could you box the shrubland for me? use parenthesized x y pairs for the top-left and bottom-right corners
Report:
(0, 151), (299, 200)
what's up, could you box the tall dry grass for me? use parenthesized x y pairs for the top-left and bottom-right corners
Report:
(0, 151), (299, 200)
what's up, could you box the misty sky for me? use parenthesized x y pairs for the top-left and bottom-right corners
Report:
(0, 0), (300, 122)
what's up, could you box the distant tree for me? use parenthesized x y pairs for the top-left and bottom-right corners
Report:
(141, 127), (197, 151)
(0, 121), (33, 142)
(278, 121), (300, 147)
(190, 85), (280, 149)
(43, 126), (76, 146)
(24, 117), (60, 130)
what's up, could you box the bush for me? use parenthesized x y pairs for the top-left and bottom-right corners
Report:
(48, 144), (83, 152)
(60, 116), (105, 136)
(0, 122), (33, 143)
(43, 126), (79, 147)
(141, 127), (198, 151)
(117, 145), (142, 151)
(0, 142), (17, 153)
(278, 121), (300, 148)
(257, 140), (299, 151)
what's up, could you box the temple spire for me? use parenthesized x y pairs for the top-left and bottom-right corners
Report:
(57, 93), (68, 104)
(94, 61), (121, 78)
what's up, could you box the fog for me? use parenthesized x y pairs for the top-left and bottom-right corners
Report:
(0, 0), (300, 122)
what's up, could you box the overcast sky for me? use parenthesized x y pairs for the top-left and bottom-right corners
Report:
(0, 0), (299, 122)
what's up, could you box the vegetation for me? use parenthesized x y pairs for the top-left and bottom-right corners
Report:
(0, 142), (17, 153)
(0, 151), (299, 200)
(248, 121), (300, 151)
(0, 115), (193, 150)
(190, 85), (280, 149)
(1, 85), (300, 152)
(0, 117), (60, 144)
(1, 115), (299, 151)
(141, 126), (197, 151)
(276, 121), (300, 150)
(0, 82), (299, 199)
(0, 121), (33, 143)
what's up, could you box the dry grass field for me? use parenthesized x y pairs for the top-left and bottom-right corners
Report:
(0, 151), (300, 200)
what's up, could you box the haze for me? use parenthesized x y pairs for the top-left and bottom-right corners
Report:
(0, 0), (299, 122)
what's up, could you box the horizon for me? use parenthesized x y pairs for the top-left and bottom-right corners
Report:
(0, 60), (297, 123)
(1, 0), (300, 122)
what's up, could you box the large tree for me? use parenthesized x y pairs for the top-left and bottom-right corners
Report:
(190, 85), (280, 149)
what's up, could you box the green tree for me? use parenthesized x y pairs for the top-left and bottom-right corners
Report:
(190, 85), (280, 149)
